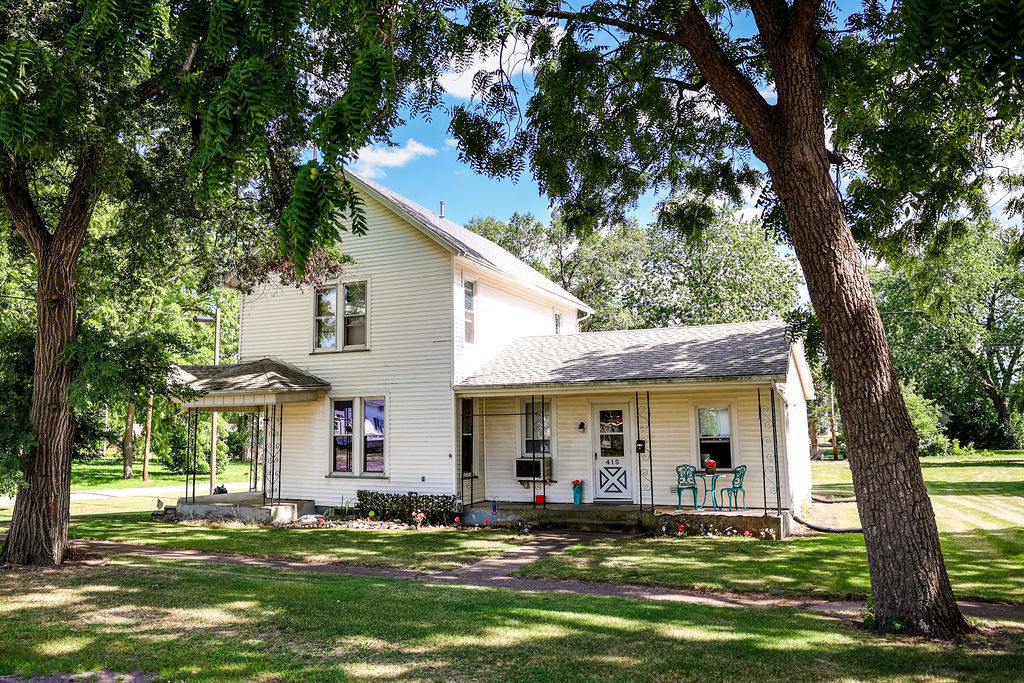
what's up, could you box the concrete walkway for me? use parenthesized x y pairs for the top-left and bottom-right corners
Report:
(44, 533), (1024, 624)
(0, 482), (248, 507)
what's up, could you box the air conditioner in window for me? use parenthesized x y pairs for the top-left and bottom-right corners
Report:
(514, 457), (552, 481)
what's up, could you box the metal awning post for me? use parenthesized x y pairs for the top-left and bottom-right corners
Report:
(757, 389), (767, 516)
(771, 389), (781, 515)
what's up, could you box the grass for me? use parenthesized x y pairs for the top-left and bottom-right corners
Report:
(53, 518), (527, 571)
(0, 495), (162, 525)
(69, 457), (251, 491)
(2, 556), (1022, 682)
(515, 452), (1024, 604)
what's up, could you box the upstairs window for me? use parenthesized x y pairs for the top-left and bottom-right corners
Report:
(315, 287), (337, 349)
(343, 281), (367, 348)
(315, 281), (368, 351)
(554, 313), (562, 334)
(697, 406), (733, 469)
(464, 280), (476, 344)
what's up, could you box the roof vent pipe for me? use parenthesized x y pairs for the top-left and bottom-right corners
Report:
(439, 200), (445, 218)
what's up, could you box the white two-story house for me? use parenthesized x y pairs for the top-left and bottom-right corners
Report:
(174, 173), (814, 521)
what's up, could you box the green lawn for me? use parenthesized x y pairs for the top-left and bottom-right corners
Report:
(0, 495), (162, 525)
(57, 518), (527, 571)
(515, 452), (1024, 603)
(69, 457), (251, 491)
(2, 556), (1022, 682)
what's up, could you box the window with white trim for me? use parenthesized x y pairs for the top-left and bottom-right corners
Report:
(315, 281), (368, 351)
(464, 280), (475, 344)
(696, 406), (733, 469)
(522, 400), (552, 456)
(314, 287), (337, 349)
(331, 397), (387, 475)
(554, 313), (562, 334)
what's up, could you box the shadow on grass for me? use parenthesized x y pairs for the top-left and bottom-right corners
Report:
(65, 519), (524, 571)
(1, 558), (1020, 682)
(516, 529), (1024, 604)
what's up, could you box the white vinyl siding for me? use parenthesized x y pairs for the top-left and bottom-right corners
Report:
(239, 192), (456, 505)
(454, 261), (580, 381)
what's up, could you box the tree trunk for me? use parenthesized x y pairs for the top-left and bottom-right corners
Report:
(0, 247), (80, 565)
(829, 388), (840, 459)
(0, 146), (98, 566)
(771, 158), (969, 638)
(122, 402), (136, 479)
(142, 393), (154, 481)
(809, 418), (821, 460)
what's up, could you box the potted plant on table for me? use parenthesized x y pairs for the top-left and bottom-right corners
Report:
(704, 459), (717, 475)
(572, 479), (584, 505)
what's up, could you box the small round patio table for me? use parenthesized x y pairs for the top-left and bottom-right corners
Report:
(694, 473), (725, 511)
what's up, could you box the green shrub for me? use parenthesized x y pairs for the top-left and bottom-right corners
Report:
(355, 490), (460, 524)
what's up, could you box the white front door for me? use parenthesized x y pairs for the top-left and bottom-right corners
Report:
(592, 404), (633, 501)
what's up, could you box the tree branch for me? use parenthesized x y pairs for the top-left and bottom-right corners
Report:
(656, 75), (707, 93)
(672, 3), (776, 157)
(791, 0), (824, 40)
(522, 8), (685, 46)
(0, 165), (50, 256)
(53, 145), (100, 259)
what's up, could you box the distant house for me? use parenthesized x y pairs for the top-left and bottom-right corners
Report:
(173, 173), (814, 521)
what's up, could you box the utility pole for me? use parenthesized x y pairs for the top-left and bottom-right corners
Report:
(210, 306), (221, 494)
(829, 385), (840, 460)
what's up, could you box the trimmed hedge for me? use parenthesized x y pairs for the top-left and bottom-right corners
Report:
(355, 490), (460, 524)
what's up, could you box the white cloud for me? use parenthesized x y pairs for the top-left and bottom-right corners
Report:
(439, 33), (544, 100)
(444, 138), (459, 150)
(352, 138), (438, 178)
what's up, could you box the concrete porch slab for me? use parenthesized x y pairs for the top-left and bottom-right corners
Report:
(175, 491), (316, 524)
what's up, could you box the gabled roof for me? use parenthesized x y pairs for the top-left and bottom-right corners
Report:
(346, 173), (592, 313)
(457, 320), (792, 390)
(172, 358), (331, 395)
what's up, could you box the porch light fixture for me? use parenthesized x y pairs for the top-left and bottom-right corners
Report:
(577, 421), (586, 432)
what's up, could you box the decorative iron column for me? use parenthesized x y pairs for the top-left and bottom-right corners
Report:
(635, 391), (654, 512)
(757, 388), (780, 515)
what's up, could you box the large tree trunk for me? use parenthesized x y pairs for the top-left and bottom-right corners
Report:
(672, 0), (970, 636)
(122, 402), (136, 479)
(0, 245), (80, 565)
(772, 160), (969, 638)
(0, 147), (98, 566)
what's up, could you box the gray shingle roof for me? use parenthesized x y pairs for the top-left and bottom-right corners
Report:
(457, 320), (792, 389)
(347, 173), (592, 312)
(172, 358), (331, 395)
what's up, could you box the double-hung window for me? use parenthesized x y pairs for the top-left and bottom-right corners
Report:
(315, 281), (368, 351)
(332, 397), (387, 475)
(696, 406), (733, 469)
(464, 280), (475, 344)
(522, 400), (552, 456)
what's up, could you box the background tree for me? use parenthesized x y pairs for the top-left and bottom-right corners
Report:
(469, 205), (799, 330)
(874, 225), (1024, 449)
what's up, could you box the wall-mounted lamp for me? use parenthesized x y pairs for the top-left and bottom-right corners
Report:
(577, 421), (586, 433)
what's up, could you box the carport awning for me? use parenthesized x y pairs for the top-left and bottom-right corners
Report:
(171, 358), (331, 411)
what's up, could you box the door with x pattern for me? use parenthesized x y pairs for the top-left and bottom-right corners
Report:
(592, 404), (634, 501)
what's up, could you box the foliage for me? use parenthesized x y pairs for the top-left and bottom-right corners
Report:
(355, 490), (460, 525)
(467, 207), (801, 331)
(873, 225), (1024, 448)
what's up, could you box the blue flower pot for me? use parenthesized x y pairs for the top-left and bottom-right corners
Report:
(573, 486), (582, 505)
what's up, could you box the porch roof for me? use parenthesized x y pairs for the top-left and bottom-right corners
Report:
(171, 358), (331, 410)
(456, 320), (791, 391)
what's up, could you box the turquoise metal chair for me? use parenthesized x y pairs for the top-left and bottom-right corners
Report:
(676, 464), (699, 510)
(721, 465), (747, 511)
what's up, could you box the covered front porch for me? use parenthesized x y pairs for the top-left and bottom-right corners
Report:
(170, 358), (330, 522)
(455, 383), (791, 520)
